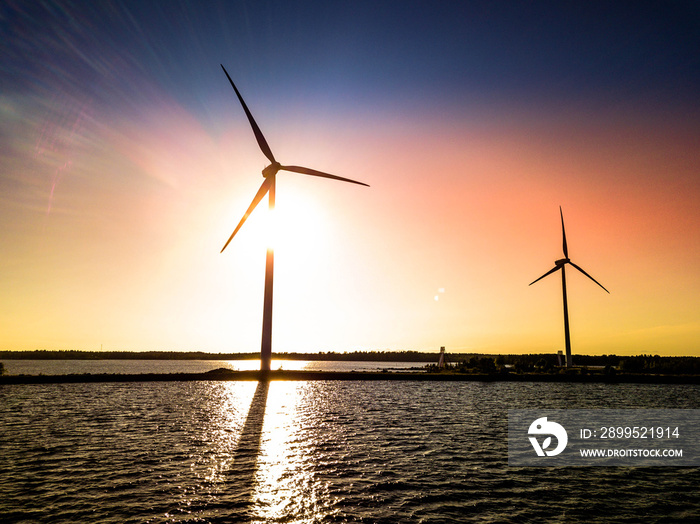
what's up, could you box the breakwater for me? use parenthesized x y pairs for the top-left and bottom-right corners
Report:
(2, 368), (699, 384)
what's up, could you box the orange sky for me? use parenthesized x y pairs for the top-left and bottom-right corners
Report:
(2, 2), (699, 357)
(2, 93), (698, 356)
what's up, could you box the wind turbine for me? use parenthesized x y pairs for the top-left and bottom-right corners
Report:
(529, 207), (609, 368)
(219, 64), (369, 372)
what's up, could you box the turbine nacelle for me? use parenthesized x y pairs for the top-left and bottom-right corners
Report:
(530, 208), (608, 293)
(262, 162), (281, 178)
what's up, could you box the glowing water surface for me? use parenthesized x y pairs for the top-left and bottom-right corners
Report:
(2, 380), (699, 523)
(2, 359), (424, 376)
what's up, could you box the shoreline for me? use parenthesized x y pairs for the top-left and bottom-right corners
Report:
(1, 369), (699, 385)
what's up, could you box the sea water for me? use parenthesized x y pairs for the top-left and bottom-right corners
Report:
(1, 359), (424, 376)
(1, 372), (699, 522)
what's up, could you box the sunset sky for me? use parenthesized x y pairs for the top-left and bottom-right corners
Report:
(2, 1), (699, 356)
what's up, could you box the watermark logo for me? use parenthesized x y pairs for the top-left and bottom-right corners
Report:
(528, 417), (568, 457)
(509, 409), (698, 466)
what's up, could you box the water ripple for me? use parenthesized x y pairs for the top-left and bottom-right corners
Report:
(1, 381), (699, 522)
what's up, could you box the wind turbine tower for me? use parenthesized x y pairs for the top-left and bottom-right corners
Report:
(529, 207), (609, 367)
(219, 65), (368, 372)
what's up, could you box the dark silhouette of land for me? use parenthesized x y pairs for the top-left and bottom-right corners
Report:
(1, 367), (699, 385)
(2, 350), (699, 375)
(2, 351), (700, 386)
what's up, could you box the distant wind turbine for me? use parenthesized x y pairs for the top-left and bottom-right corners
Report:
(219, 64), (369, 372)
(529, 207), (609, 368)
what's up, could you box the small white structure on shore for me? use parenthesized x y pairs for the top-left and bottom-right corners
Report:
(437, 347), (446, 369)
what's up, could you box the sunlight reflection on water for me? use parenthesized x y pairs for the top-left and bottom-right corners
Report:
(190, 380), (328, 522)
(197, 382), (256, 485)
(242, 382), (333, 523)
(2, 381), (700, 523)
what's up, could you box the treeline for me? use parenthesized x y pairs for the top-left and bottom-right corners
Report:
(2, 351), (699, 374)
(615, 355), (700, 375)
(299, 351), (450, 362)
(0, 349), (448, 362)
(432, 354), (700, 375)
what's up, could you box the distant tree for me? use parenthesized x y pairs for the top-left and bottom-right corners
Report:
(468, 357), (496, 373)
(0, 362), (4, 375)
(619, 358), (644, 373)
(535, 358), (552, 372)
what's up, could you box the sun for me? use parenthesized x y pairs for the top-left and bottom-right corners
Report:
(266, 182), (331, 255)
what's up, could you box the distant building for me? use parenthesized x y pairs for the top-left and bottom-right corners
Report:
(437, 347), (446, 369)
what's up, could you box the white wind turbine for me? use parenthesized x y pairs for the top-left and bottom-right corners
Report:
(219, 65), (369, 371)
(529, 207), (609, 367)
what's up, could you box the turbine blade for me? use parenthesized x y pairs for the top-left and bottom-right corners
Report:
(221, 65), (276, 164)
(569, 262), (610, 293)
(560, 206), (568, 258)
(281, 165), (369, 187)
(221, 178), (273, 253)
(529, 266), (561, 286)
